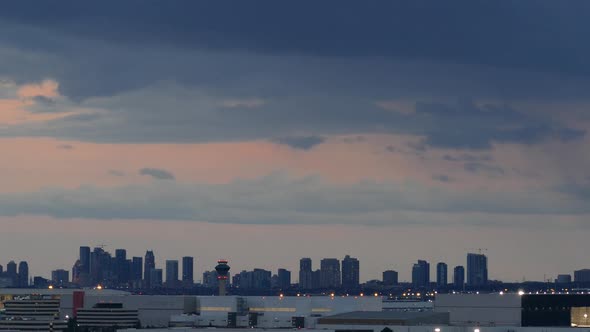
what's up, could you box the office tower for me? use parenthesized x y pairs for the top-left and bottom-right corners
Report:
(18, 261), (29, 288)
(149, 268), (163, 288)
(574, 269), (590, 283)
(79, 246), (91, 273)
(0, 264), (3, 274)
(182, 256), (194, 285)
(144, 250), (155, 288)
(277, 268), (291, 289)
(411, 260), (430, 288)
(467, 253), (488, 287)
(215, 260), (230, 296)
(311, 269), (321, 289)
(454, 265), (465, 289)
(299, 258), (313, 290)
(382, 270), (399, 286)
(320, 258), (341, 288)
(131, 257), (143, 282)
(166, 260), (179, 287)
(6, 261), (17, 286)
(52, 269), (69, 286)
(90, 247), (111, 285)
(556, 274), (572, 284)
(114, 249), (128, 285)
(436, 262), (448, 287)
(341, 255), (360, 289)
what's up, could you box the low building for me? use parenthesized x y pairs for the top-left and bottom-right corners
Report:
(317, 311), (450, 326)
(76, 302), (139, 329)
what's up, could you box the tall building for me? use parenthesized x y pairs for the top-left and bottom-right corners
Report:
(436, 262), (448, 287)
(341, 255), (360, 289)
(131, 257), (143, 283)
(6, 261), (17, 286)
(277, 268), (291, 289)
(311, 269), (321, 289)
(18, 261), (28, 288)
(114, 249), (128, 285)
(144, 250), (155, 288)
(182, 256), (194, 285)
(411, 260), (430, 288)
(79, 246), (91, 274)
(299, 258), (313, 290)
(52, 269), (69, 286)
(165, 260), (179, 287)
(202, 271), (218, 288)
(149, 268), (163, 288)
(453, 266), (465, 289)
(320, 258), (341, 289)
(89, 247), (111, 285)
(467, 253), (488, 287)
(382, 270), (398, 286)
(574, 269), (590, 283)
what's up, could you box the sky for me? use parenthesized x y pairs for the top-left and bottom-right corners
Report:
(1, 0), (590, 283)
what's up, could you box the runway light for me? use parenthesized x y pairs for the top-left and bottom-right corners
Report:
(499, 291), (504, 295)
(360, 293), (364, 297)
(435, 328), (441, 332)
(48, 285), (53, 289)
(518, 290), (525, 296)
(474, 329), (480, 332)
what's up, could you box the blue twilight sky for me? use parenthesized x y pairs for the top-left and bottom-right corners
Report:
(0, 1), (589, 281)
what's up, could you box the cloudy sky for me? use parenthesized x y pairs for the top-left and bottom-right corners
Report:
(1, 0), (590, 282)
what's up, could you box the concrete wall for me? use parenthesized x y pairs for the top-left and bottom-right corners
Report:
(435, 294), (522, 327)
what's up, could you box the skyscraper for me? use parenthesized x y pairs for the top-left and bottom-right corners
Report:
(574, 269), (590, 283)
(320, 258), (341, 289)
(467, 253), (488, 287)
(299, 258), (312, 290)
(18, 261), (28, 288)
(453, 265), (465, 289)
(411, 260), (430, 288)
(341, 255), (360, 289)
(52, 269), (69, 287)
(131, 257), (143, 282)
(149, 268), (163, 288)
(115, 249), (128, 285)
(79, 246), (91, 274)
(182, 256), (194, 285)
(166, 260), (179, 287)
(144, 250), (155, 288)
(382, 270), (398, 286)
(6, 261), (17, 286)
(436, 262), (447, 287)
(277, 268), (291, 289)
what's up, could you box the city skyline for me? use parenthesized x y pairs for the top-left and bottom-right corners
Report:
(1, 1), (590, 286)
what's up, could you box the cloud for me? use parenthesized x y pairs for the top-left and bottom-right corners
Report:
(220, 98), (266, 109)
(272, 136), (326, 150)
(0, 173), (587, 226)
(139, 168), (175, 180)
(432, 174), (452, 182)
(56, 144), (73, 150)
(108, 170), (125, 177)
(464, 162), (505, 177)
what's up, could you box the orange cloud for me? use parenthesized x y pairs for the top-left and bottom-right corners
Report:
(17, 79), (59, 99)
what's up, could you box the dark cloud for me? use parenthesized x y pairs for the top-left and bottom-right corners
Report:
(272, 136), (325, 150)
(139, 168), (175, 180)
(464, 162), (505, 177)
(1, 1), (589, 78)
(443, 154), (492, 162)
(56, 144), (73, 150)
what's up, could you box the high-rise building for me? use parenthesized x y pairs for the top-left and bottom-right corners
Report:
(203, 271), (219, 288)
(436, 262), (448, 287)
(0, 264), (3, 274)
(79, 246), (91, 274)
(574, 269), (590, 283)
(311, 269), (321, 289)
(89, 247), (111, 285)
(320, 258), (341, 289)
(299, 258), (313, 290)
(144, 250), (155, 288)
(277, 268), (291, 289)
(467, 253), (488, 287)
(556, 274), (572, 284)
(52, 269), (69, 286)
(382, 270), (398, 286)
(149, 268), (163, 288)
(165, 260), (179, 287)
(453, 265), (465, 289)
(131, 257), (143, 283)
(341, 255), (360, 289)
(114, 249), (128, 285)
(18, 261), (29, 288)
(6, 261), (17, 286)
(182, 256), (194, 285)
(411, 260), (430, 288)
